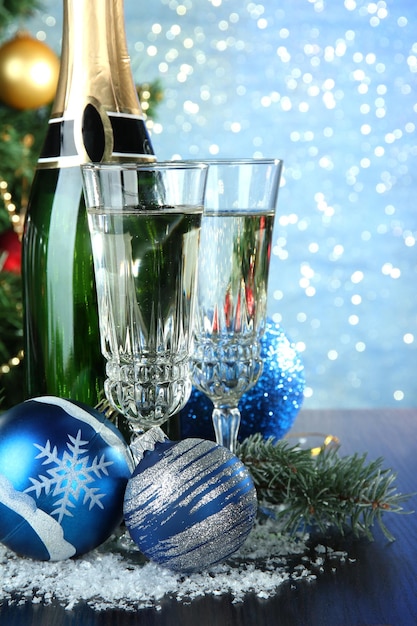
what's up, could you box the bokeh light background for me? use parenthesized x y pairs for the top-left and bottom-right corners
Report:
(22, 0), (417, 408)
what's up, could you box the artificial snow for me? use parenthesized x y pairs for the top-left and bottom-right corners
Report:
(0, 517), (351, 612)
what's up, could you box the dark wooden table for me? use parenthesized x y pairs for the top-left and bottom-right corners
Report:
(1, 408), (417, 626)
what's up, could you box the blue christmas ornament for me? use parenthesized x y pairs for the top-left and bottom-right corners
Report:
(124, 429), (257, 573)
(0, 396), (134, 561)
(180, 321), (305, 442)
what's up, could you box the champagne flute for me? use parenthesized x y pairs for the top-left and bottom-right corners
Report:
(191, 159), (283, 453)
(81, 161), (207, 453)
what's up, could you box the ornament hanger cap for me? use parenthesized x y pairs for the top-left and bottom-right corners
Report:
(130, 426), (168, 463)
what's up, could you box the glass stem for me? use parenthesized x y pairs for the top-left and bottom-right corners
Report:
(212, 405), (241, 453)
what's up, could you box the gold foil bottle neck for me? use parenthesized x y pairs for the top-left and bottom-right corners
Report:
(53, 0), (145, 120)
(38, 0), (155, 168)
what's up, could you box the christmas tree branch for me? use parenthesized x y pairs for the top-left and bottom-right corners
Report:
(237, 433), (414, 542)
(0, 0), (40, 31)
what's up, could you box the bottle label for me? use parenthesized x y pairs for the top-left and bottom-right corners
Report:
(38, 107), (153, 168)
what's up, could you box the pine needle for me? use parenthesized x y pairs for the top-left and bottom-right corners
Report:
(237, 433), (414, 542)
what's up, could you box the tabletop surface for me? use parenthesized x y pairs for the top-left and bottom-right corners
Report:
(1, 407), (417, 626)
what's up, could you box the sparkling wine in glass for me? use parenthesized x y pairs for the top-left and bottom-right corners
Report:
(191, 159), (283, 452)
(81, 162), (208, 449)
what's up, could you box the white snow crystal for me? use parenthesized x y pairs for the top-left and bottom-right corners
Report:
(0, 518), (352, 612)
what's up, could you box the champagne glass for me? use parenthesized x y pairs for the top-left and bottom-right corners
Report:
(81, 162), (208, 451)
(191, 159), (283, 452)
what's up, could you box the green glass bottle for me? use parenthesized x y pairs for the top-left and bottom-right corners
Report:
(22, 0), (155, 407)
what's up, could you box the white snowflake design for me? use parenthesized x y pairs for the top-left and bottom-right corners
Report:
(24, 430), (114, 523)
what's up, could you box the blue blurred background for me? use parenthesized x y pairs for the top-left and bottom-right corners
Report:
(21, 0), (417, 409)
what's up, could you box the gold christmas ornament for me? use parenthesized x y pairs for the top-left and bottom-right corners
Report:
(0, 32), (60, 110)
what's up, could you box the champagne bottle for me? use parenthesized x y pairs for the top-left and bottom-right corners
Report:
(22, 0), (155, 407)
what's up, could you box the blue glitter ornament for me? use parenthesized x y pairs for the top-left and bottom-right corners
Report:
(124, 429), (257, 573)
(0, 396), (134, 561)
(180, 321), (305, 442)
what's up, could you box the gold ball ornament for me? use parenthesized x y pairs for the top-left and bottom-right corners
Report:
(0, 33), (60, 110)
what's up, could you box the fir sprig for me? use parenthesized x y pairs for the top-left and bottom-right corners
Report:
(237, 433), (414, 542)
(0, 0), (40, 31)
